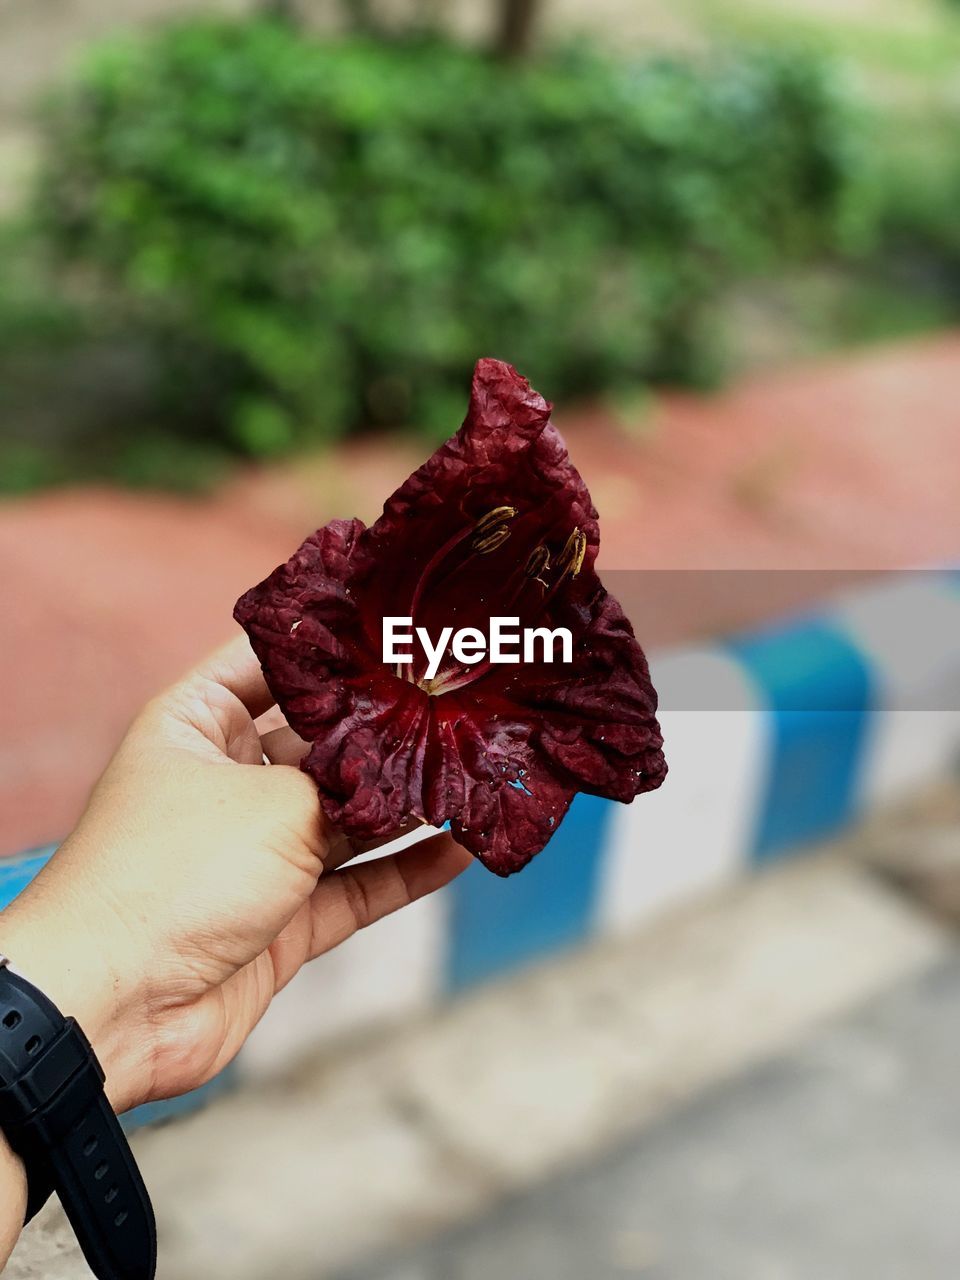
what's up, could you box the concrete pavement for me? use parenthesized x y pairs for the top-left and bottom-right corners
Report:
(9, 847), (949, 1279)
(345, 957), (960, 1280)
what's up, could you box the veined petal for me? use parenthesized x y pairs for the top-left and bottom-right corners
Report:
(301, 681), (431, 836)
(357, 360), (599, 643)
(502, 586), (667, 802)
(233, 518), (379, 737)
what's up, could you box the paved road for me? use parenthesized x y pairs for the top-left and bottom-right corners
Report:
(343, 956), (960, 1280)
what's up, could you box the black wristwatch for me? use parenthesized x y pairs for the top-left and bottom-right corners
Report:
(0, 955), (157, 1279)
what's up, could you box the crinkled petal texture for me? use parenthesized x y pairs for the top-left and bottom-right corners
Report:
(235, 358), (666, 876)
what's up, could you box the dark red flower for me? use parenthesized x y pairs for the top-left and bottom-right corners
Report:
(235, 358), (666, 876)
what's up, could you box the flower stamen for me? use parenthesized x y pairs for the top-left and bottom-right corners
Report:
(475, 505), (518, 535)
(471, 506), (517, 554)
(409, 506), (517, 621)
(557, 529), (587, 579)
(472, 526), (510, 554)
(524, 544), (551, 586)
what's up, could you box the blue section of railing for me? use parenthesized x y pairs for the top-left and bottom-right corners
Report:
(445, 791), (614, 991)
(0, 845), (56, 908)
(727, 618), (874, 862)
(120, 1072), (236, 1134)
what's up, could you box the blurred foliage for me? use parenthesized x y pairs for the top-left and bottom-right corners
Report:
(0, 223), (234, 492)
(26, 17), (868, 462)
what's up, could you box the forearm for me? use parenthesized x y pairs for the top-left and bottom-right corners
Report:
(0, 858), (155, 1116)
(0, 1130), (28, 1269)
(0, 878), (153, 1265)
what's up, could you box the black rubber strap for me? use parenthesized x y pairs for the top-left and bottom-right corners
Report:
(0, 958), (156, 1279)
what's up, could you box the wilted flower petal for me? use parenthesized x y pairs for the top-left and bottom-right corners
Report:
(235, 358), (665, 876)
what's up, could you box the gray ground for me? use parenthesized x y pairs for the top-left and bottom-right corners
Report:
(344, 957), (960, 1280)
(9, 849), (951, 1280)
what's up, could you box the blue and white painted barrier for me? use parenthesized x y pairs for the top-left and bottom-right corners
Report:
(3, 571), (959, 1090)
(241, 569), (960, 1075)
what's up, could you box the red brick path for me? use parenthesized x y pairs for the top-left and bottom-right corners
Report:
(2, 334), (958, 856)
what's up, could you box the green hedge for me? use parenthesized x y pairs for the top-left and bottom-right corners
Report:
(34, 19), (867, 454)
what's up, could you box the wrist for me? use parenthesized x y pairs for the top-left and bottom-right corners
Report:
(0, 887), (155, 1114)
(0, 1128), (27, 1261)
(0, 1125), (27, 1202)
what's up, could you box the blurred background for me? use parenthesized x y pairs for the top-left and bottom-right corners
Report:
(2, 1), (960, 1277)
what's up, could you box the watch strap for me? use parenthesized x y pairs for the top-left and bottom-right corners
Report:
(25, 1158), (54, 1222)
(0, 958), (156, 1280)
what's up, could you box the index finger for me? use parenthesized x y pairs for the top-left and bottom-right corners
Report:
(191, 633), (275, 718)
(309, 833), (473, 958)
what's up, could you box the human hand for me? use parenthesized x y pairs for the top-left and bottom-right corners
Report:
(0, 638), (471, 1114)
